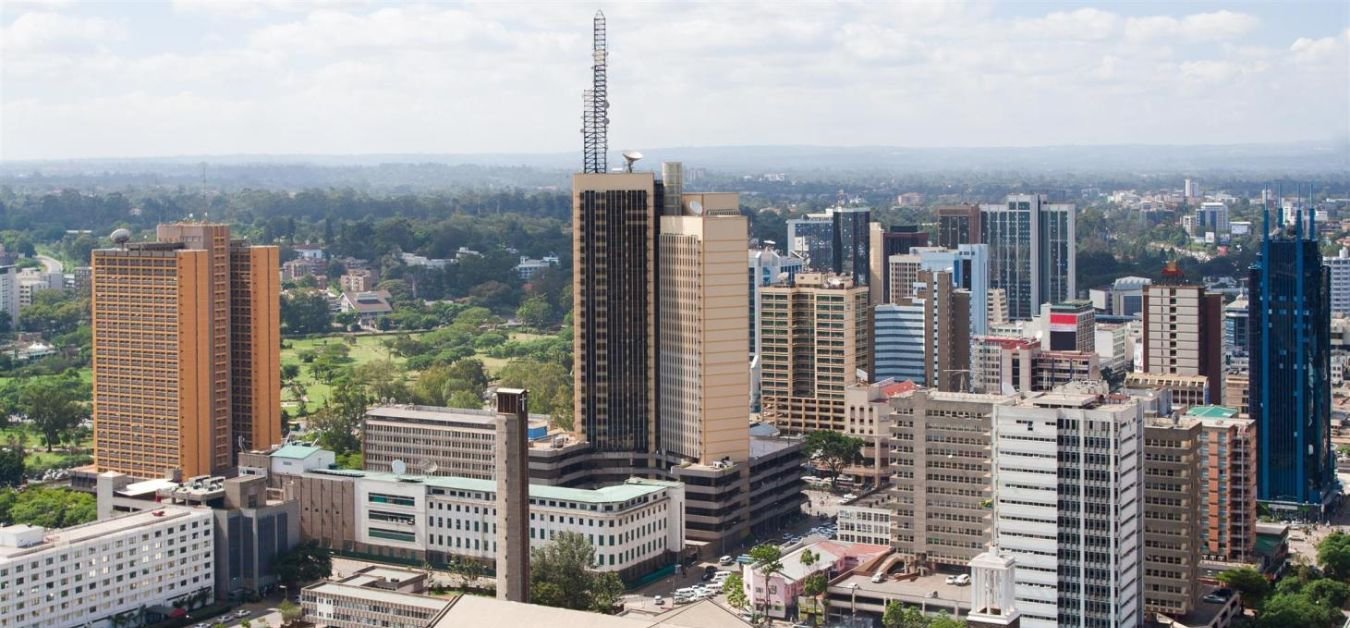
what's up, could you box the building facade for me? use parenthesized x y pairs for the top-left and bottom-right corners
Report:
(573, 172), (658, 454)
(992, 391), (1143, 628)
(1187, 405), (1258, 562)
(1142, 282), (1224, 406)
(759, 273), (872, 434)
(1248, 210), (1334, 513)
(0, 506), (215, 628)
(1327, 247), (1350, 316)
(92, 224), (281, 479)
(937, 204), (981, 249)
(362, 405), (548, 480)
(887, 389), (1015, 568)
(659, 203), (750, 464)
(869, 224), (929, 305)
(1140, 417), (1201, 619)
(979, 194), (1075, 321)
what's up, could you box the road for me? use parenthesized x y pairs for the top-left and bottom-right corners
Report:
(35, 254), (63, 274)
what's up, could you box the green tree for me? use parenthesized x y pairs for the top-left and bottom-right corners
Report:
(3, 486), (95, 527)
(724, 572), (748, 611)
(803, 430), (864, 489)
(748, 544), (783, 619)
(516, 296), (554, 328)
(496, 358), (572, 429)
(529, 532), (624, 613)
(281, 363), (301, 381)
(928, 613), (966, 628)
(19, 377), (87, 452)
(310, 382), (366, 455)
(334, 451), (363, 470)
(278, 599), (302, 626)
(1257, 592), (1338, 627)
(281, 291), (333, 335)
(1302, 578), (1350, 607)
(1217, 566), (1270, 610)
(0, 437), (23, 487)
(273, 541), (332, 590)
(1317, 531), (1350, 581)
(882, 601), (926, 628)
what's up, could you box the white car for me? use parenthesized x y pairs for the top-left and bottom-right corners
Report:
(955, 574), (970, 586)
(944, 575), (957, 585)
(871, 573), (886, 583)
(654, 595), (665, 606)
(719, 555), (735, 566)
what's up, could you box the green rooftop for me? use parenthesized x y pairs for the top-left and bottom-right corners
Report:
(1186, 405), (1240, 419)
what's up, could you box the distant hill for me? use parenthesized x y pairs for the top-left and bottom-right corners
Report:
(2, 140), (1345, 190)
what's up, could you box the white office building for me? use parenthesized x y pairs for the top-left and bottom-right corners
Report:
(1327, 247), (1350, 316)
(350, 472), (684, 575)
(0, 265), (17, 327)
(0, 505), (215, 628)
(992, 388), (1143, 628)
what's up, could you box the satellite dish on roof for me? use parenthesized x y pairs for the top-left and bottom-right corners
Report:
(688, 200), (704, 216)
(111, 228), (132, 245)
(622, 150), (643, 173)
(391, 459), (407, 475)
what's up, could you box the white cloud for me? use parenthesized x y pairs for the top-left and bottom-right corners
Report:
(1, 2), (1345, 159)
(0, 11), (125, 52)
(1125, 10), (1258, 42)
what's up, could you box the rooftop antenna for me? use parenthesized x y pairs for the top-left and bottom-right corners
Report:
(581, 10), (608, 174)
(622, 150), (643, 173)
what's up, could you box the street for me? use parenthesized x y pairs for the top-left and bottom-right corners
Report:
(35, 254), (63, 274)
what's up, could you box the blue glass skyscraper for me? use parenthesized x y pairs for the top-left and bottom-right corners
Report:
(1248, 206), (1334, 514)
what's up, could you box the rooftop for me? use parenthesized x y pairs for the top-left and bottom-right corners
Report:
(0, 506), (206, 559)
(366, 404), (551, 427)
(1187, 405), (1240, 419)
(272, 444), (324, 460)
(831, 571), (971, 610)
(305, 581), (453, 613)
(323, 469), (676, 505)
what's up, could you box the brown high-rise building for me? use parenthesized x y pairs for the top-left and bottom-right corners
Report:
(572, 172), (658, 453)
(868, 223), (930, 305)
(1143, 282), (1224, 406)
(937, 204), (981, 249)
(1141, 416), (1202, 618)
(92, 224), (280, 479)
(759, 272), (872, 433)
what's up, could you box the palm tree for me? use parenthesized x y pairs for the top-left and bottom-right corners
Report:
(749, 545), (784, 625)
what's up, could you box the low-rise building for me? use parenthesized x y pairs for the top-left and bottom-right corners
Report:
(339, 290), (394, 325)
(302, 568), (453, 628)
(286, 468), (683, 581)
(515, 256), (560, 281)
(743, 540), (890, 619)
(836, 494), (892, 546)
(339, 269), (378, 293)
(1126, 372), (1212, 408)
(0, 506), (215, 628)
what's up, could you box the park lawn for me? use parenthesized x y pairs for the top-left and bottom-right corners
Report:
(279, 329), (546, 407)
(0, 425), (92, 468)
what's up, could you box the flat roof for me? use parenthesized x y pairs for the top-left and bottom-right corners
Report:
(437, 595), (650, 627)
(750, 436), (800, 459)
(832, 571), (971, 609)
(305, 582), (453, 612)
(366, 405), (552, 426)
(119, 478), (177, 497)
(358, 471), (674, 505)
(1187, 405), (1240, 418)
(0, 506), (206, 559)
(272, 444), (324, 460)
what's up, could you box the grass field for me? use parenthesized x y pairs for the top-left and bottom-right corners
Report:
(279, 330), (550, 410)
(0, 425), (92, 468)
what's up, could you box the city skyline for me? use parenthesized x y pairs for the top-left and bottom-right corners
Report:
(3, 1), (1348, 160)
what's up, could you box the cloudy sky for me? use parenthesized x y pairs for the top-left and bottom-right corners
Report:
(2, 0), (1347, 160)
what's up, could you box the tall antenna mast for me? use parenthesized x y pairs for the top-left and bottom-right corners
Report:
(582, 10), (608, 173)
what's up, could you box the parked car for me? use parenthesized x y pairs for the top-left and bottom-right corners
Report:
(1202, 588), (1234, 604)
(654, 595), (664, 606)
(955, 574), (970, 586)
(871, 572), (886, 583)
(944, 575), (957, 585)
(719, 555), (735, 566)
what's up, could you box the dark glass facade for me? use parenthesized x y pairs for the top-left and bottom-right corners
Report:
(1249, 215), (1334, 508)
(576, 184), (655, 453)
(832, 208), (871, 287)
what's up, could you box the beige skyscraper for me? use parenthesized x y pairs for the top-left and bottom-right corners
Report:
(658, 193), (750, 464)
(759, 273), (871, 433)
(92, 224), (280, 479)
(1143, 278), (1225, 406)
